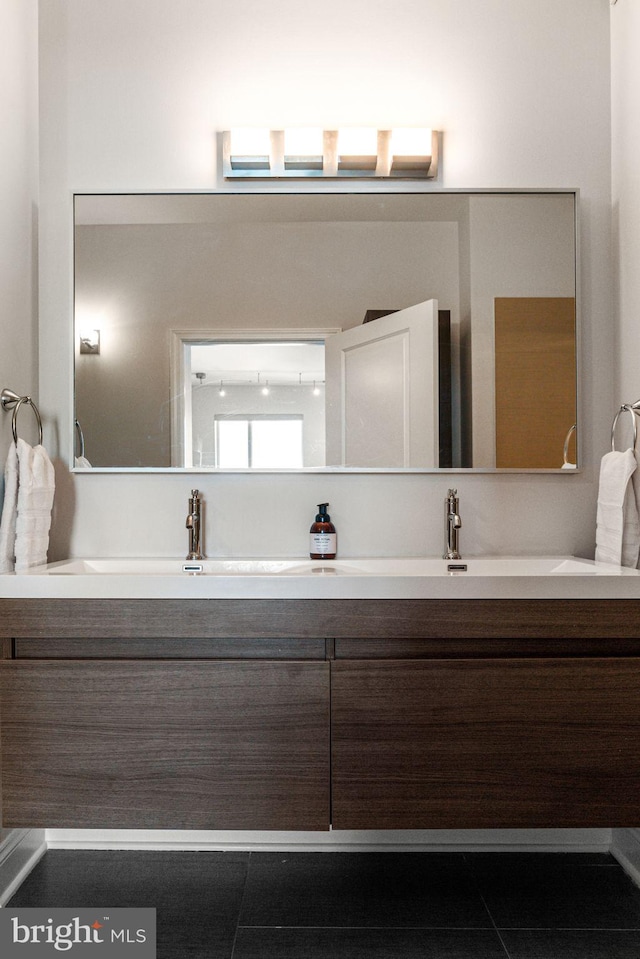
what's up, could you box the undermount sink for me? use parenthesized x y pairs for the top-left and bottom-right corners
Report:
(45, 558), (326, 576)
(2, 554), (639, 601)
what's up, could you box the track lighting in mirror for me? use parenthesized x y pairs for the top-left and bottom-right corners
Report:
(222, 128), (439, 179)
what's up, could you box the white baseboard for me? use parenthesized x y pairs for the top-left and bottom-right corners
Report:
(0, 829), (47, 906)
(46, 827), (612, 853)
(611, 828), (640, 885)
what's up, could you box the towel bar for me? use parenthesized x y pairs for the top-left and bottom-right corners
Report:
(1, 388), (43, 446)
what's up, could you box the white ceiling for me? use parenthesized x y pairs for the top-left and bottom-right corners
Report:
(190, 340), (325, 387)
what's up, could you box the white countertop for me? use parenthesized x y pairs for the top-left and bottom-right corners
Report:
(0, 556), (639, 600)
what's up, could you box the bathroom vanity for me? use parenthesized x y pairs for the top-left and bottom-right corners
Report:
(2, 558), (640, 832)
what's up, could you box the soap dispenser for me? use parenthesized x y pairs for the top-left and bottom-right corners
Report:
(309, 503), (337, 560)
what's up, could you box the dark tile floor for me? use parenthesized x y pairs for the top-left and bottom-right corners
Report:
(8, 850), (640, 958)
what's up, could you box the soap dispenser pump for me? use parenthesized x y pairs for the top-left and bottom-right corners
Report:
(309, 503), (337, 560)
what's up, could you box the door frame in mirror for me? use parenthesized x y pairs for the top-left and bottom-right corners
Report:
(170, 328), (340, 469)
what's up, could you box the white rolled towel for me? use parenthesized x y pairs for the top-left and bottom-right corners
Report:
(595, 448), (640, 568)
(14, 439), (55, 570)
(0, 442), (19, 572)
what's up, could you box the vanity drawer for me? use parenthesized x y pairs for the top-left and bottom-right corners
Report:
(13, 636), (327, 660)
(332, 656), (640, 829)
(0, 659), (330, 830)
(334, 636), (640, 659)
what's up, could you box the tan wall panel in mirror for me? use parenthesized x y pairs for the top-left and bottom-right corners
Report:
(73, 191), (578, 472)
(494, 297), (577, 469)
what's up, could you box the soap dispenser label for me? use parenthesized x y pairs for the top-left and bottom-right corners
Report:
(310, 533), (337, 554)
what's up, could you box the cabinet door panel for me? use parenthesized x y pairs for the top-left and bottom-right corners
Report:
(1, 660), (330, 830)
(332, 658), (640, 829)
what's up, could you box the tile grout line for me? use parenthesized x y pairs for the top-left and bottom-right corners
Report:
(229, 850), (252, 959)
(234, 924), (519, 930)
(494, 925), (640, 931)
(477, 895), (514, 959)
(462, 852), (513, 959)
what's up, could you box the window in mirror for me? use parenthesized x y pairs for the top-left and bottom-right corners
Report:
(214, 415), (304, 469)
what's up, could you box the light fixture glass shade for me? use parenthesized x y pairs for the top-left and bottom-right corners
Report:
(390, 127), (434, 174)
(228, 128), (271, 171)
(284, 128), (323, 171)
(337, 127), (378, 170)
(391, 127), (432, 155)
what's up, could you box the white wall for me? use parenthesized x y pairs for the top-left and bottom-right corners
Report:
(38, 0), (613, 561)
(0, 0), (39, 460)
(612, 0), (640, 407)
(0, 0), (38, 852)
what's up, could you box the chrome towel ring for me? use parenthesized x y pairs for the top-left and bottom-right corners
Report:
(1, 388), (43, 446)
(611, 401), (640, 452)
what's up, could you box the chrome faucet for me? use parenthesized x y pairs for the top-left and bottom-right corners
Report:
(186, 489), (203, 560)
(444, 488), (462, 560)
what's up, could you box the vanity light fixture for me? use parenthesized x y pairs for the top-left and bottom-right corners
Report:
(79, 328), (100, 354)
(222, 127), (439, 179)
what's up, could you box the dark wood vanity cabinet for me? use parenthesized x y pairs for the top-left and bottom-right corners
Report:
(2, 598), (640, 831)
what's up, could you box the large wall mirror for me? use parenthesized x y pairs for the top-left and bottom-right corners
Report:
(73, 190), (578, 472)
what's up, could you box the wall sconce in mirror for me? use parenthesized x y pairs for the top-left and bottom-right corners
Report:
(79, 328), (100, 354)
(222, 127), (439, 179)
